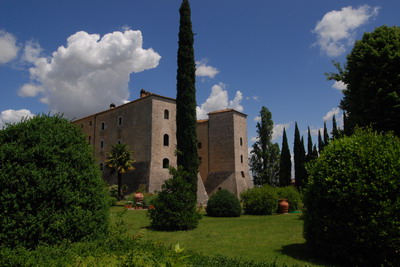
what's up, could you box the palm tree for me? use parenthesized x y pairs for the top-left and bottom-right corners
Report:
(106, 143), (135, 200)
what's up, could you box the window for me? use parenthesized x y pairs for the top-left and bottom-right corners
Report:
(101, 122), (105, 130)
(89, 120), (92, 126)
(117, 139), (121, 144)
(88, 136), (91, 144)
(197, 142), (202, 149)
(164, 109), (169, 119)
(81, 124), (83, 128)
(163, 158), (169, 168)
(118, 116), (122, 126)
(241, 171), (245, 178)
(163, 134), (169, 146)
(100, 140), (104, 149)
(240, 155), (243, 163)
(240, 137), (243, 146)
(198, 157), (202, 164)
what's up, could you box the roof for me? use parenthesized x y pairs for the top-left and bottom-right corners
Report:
(207, 108), (247, 117)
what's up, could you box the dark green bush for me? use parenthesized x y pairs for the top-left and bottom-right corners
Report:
(276, 186), (303, 211)
(240, 185), (278, 215)
(147, 167), (201, 231)
(143, 193), (158, 208)
(0, 114), (109, 249)
(304, 129), (400, 266)
(206, 189), (242, 217)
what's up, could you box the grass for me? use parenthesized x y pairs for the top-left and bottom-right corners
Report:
(110, 206), (332, 266)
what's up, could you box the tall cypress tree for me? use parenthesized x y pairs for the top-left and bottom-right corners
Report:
(332, 114), (339, 139)
(176, 0), (198, 192)
(318, 129), (324, 154)
(307, 127), (313, 156)
(294, 122), (302, 189)
(279, 127), (292, 186)
(323, 121), (330, 146)
(300, 136), (307, 186)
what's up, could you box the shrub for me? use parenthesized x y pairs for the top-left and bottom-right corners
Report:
(240, 185), (278, 215)
(304, 129), (400, 266)
(276, 186), (303, 211)
(147, 167), (201, 231)
(0, 114), (109, 249)
(206, 189), (242, 217)
(143, 193), (158, 208)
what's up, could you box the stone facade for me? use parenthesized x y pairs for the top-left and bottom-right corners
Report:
(73, 91), (253, 200)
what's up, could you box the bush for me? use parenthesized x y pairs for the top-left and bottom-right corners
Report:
(276, 186), (303, 212)
(143, 193), (158, 208)
(206, 189), (242, 217)
(240, 185), (278, 215)
(0, 114), (109, 249)
(147, 167), (201, 231)
(304, 129), (400, 266)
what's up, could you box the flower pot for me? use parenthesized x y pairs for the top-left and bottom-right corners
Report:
(278, 199), (289, 214)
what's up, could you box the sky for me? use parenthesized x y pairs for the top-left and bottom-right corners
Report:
(1, 0), (399, 154)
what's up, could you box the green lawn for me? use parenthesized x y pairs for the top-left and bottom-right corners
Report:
(110, 206), (332, 266)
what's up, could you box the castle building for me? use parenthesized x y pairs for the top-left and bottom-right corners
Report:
(73, 90), (253, 200)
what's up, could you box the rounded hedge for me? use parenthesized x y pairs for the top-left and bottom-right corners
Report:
(304, 129), (400, 266)
(240, 186), (278, 215)
(0, 115), (109, 248)
(206, 189), (242, 217)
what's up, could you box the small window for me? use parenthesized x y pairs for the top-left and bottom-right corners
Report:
(89, 121), (92, 126)
(197, 142), (202, 149)
(241, 171), (245, 178)
(240, 137), (243, 146)
(117, 139), (122, 144)
(101, 122), (105, 130)
(198, 157), (202, 164)
(100, 140), (104, 149)
(164, 109), (169, 119)
(118, 116), (122, 126)
(163, 134), (169, 146)
(240, 155), (243, 163)
(163, 158), (169, 168)
(88, 136), (91, 144)
(81, 124), (83, 128)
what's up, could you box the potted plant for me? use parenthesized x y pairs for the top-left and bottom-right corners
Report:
(124, 200), (134, 209)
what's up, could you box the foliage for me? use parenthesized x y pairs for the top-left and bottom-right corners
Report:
(327, 25), (400, 136)
(143, 193), (158, 208)
(147, 167), (201, 231)
(276, 186), (303, 212)
(304, 129), (400, 266)
(293, 122), (306, 189)
(279, 127), (291, 186)
(250, 106), (281, 186)
(0, 114), (109, 249)
(240, 186), (278, 215)
(206, 189), (242, 217)
(106, 143), (135, 200)
(176, 0), (199, 193)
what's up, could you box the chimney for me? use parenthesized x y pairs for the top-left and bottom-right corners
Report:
(110, 103), (116, 109)
(140, 89), (151, 98)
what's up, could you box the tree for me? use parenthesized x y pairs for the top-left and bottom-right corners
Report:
(106, 143), (135, 200)
(327, 25), (400, 136)
(176, 0), (199, 193)
(318, 129), (324, 154)
(323, 121), (329, 145)
(332, 114), (339, 139)
(0, 114), (109, 248)
(279, 127), (292, 186)
(293, 122), (306, 189)
(250, 106), (280, 186)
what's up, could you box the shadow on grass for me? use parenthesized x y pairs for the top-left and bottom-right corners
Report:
(278, 243), (337, 266)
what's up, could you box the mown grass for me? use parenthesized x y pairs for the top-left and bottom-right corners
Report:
(110, 206), (332, 266)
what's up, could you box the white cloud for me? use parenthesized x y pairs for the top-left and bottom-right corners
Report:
(323, 107), (340, 122)
(196, 83), (244, 119)
(250, 136), (259, 143)
(0, 30), (19, 64)
(313, 5), (379, 57)
(21, 30), (161, 119)
(195, 59), (219, 78)
(309, 127), (323, 136)
(0, 109), (35, 128)
(272, 123), (291, 142)
(332, 80), (347, 91)
(254, 116), (261, 122)
(22, 40), (42, 63)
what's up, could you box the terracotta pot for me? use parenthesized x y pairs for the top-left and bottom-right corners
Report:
(124, 204), (133, 209)
(149, 205), (155, 210)
(134, 192), (144, 201)
(278, 199), (289, 214)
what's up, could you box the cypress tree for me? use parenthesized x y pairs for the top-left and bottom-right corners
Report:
(332, 114), (339, 139)
(279, 127), (292, 186)
(294, 122), (302, 189)
(300, 136), (307, 186)
(318, 129), (324, 154)
(323, 121), (330, 146)
(307, 127), (313, 156)
(176, 0), (198, 192)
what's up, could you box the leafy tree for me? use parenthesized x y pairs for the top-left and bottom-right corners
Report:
(0, 114), (109, 249)
(304, 129), (400, 265)
(250, 106), (280, 186)
(106, 143), (135, 200)
(176, 0), (198, 192)
(327, 25), (400, 136)
(279, 127), (292, 186)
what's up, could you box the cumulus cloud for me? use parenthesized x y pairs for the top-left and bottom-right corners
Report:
(309, 127), (323, 136)
(314, 5), (379, 57)
(0, 30), (19, 64)
(323, 107), (341, 122)
(272, 123), (291, 142)
(195, 59), (219, 79)
(196, 83), (244, 119)
(332, 80), (347, 91)
(20, 30), (161, 118)
(0, 109), (34, 128)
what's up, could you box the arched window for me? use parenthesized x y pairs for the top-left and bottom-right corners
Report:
(240, 155), (243, 163)
(100, 140), (104, 149)
(101, 122), (105, 130)
(164, 109), (169, 119)
(163, 158), (169, 169)
(241, 171), (245, 178)
(163, 134), (169, 146)
(240, 137), (243, 146)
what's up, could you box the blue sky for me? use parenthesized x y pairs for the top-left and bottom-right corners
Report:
(1, 0), (399, 153)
